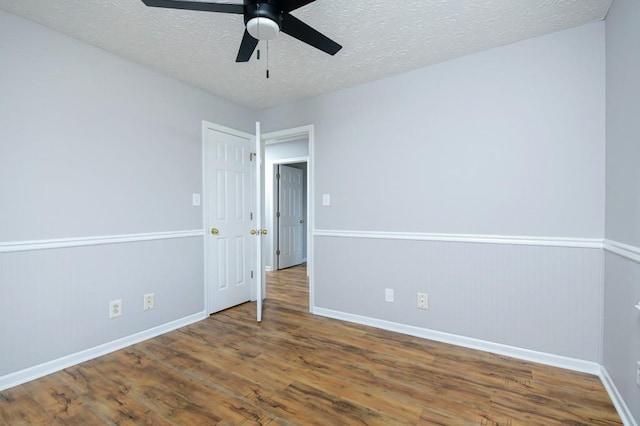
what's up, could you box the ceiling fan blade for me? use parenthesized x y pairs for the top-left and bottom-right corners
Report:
(279, 0), (317, 12)
(236, 30), (259, 62)
(281, 13), (342, 56)
(141, 0), (243, 14)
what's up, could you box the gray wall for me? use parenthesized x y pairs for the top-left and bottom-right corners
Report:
(604, 0), (640, 421)
(260, 22), (606, 362)
(0, 10), (253, 377)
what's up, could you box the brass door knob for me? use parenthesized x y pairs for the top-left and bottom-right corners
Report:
(261, 229), (268, 235)
(251, 229), (257, 235)
(210, 228), (219, 235)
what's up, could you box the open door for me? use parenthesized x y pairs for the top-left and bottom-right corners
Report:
(255, 122), (265, 322)
(202, 120), (265, 323)
(203, 122), (255, 315)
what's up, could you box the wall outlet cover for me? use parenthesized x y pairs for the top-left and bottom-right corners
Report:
(417, 292), (428, 309)
(143, 293), (154, 311)
(109, 299), (122, 318)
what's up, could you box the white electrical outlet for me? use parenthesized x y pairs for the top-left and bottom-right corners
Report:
(417, 292), (428, 309)
(109, 299), (122, 318)
(143, 293), (154, 311)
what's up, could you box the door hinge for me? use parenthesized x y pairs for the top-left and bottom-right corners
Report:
(251, 270), (254, 279)
(276, 173), (281, 179)
(276, 212), (280, 218)
(250, 152), (256, 161)
(276, 249), (281, 256)
(250, 212), (253, 220)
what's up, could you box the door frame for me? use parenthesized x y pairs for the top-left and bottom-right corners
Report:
(202, 120), (257, 315)
(262, 125), (315, 312)
(272, 159), (308, 271)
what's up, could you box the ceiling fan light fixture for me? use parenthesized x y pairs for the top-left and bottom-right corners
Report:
(246, 17), (280, 41)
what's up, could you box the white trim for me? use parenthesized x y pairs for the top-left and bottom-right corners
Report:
(600, 366), (638, 426)
(270, 156), (308, 164)
(0, 230), (204, 253)
(604, 239), (640, 264)
(314, 229), (603, 249)
(263, 125), (313, 145)
(0, 311), (206, 392)
(312, 307), (602, 375)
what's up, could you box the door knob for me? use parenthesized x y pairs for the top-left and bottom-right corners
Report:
(261, 229), (268, 235)
(251, 229), (257, 235)
(210, 228), (219, 235)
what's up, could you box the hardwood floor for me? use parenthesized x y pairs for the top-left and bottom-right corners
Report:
(1, 264), (621, 425)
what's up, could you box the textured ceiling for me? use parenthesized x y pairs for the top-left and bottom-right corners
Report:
(0, 0), (612, 109)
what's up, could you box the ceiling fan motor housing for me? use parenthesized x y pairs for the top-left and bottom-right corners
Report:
(245, 1), (282, 40)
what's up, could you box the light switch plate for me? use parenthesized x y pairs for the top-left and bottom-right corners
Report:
(385, 288), (394, 302)
(192, 193), (201, 206)
(322, 194), (330, 206)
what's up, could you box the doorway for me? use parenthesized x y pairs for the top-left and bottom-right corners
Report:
(262, 125), (315, 312)
(264, 142), (308, 271)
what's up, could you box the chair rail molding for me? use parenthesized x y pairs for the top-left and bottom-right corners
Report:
(0, 230), (205, 253)
(604, 239), (640, 264)
(314, 229), (603, 249)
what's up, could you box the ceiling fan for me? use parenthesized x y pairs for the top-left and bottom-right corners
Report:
(140, 0), (342, 62)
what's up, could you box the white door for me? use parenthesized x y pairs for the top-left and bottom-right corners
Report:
(277, 165), (304, 269)
(204, 123), (255, 315)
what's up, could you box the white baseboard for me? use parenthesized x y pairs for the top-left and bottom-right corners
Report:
(600, 366), (638, 426)
(0, 311), (207, 392)
(312, 307), (601, 375)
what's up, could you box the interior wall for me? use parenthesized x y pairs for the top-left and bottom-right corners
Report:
(264, 139), (309, 270)
(259, 22), (606, 362)
(604, 0), (640, 422)
(0, 10), (254, 380)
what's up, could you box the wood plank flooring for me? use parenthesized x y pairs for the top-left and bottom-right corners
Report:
(1, 264), (621, 424)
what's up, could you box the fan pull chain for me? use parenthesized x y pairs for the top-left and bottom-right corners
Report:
(256, 17), (261, 61)
(266, 40), (270, 79)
